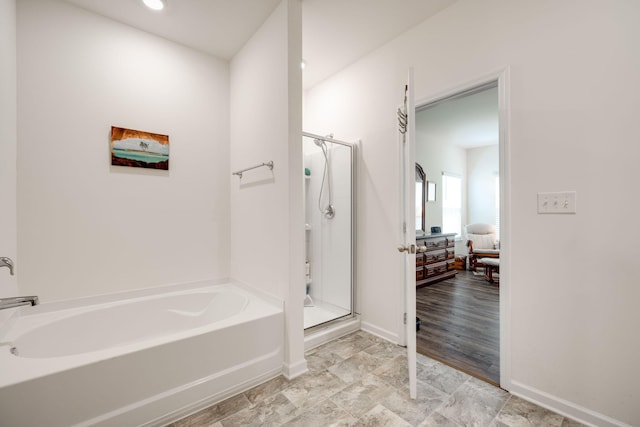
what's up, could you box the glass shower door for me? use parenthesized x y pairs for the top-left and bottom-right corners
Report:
(302, 133), (356, 330)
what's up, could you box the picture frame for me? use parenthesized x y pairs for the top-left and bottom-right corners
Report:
(110, 126), (169, 170)
(427, 181), (436, 202)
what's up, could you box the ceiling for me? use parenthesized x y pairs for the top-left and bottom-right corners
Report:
(416, 86), (499, 149)
(63, 0), (458, 88)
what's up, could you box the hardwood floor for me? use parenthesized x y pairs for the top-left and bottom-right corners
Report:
(416, 269), (500, 385)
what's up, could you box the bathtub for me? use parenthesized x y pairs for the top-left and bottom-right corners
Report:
(0, 281), (284, 427)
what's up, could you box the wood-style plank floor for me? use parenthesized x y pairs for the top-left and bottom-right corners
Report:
(416, 269), (500, 385)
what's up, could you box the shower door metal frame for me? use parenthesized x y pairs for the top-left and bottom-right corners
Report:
(302, 131), (358, 332)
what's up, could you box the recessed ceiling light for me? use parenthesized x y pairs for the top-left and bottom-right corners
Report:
(142, 0), (165, 11)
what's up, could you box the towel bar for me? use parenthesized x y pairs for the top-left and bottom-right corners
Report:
(232, 161), (274, 178)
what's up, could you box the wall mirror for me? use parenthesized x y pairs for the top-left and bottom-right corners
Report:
(415, 163), (426, 235)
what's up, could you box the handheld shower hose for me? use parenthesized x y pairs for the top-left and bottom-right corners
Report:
(313, 139), (335, 219)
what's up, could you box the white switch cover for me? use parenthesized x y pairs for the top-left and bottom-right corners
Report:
(537, 191), (576, 214)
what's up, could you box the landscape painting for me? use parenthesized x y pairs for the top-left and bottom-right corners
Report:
(110, 126), (169, 170)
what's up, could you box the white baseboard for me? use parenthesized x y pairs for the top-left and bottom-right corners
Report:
(361, 321), (399, 344)
(509, 380), (631, 427)
(281, 359), (308, 380)
(359, 321), (630, 426)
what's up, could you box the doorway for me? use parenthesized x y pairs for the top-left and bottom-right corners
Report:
(414, 82), (501, 385)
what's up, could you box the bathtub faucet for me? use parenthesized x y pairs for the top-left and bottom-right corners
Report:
(0, 296), (39, 311)
(0, 257), (14, 275)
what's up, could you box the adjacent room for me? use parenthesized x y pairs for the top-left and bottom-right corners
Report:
(414, 84), (501, 385)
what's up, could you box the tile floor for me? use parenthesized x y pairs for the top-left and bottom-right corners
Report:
(168, 331), (586, 427)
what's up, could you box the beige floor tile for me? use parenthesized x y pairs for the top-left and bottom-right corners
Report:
(169, 331), (570, 427)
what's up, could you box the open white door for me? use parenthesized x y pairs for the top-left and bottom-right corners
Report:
(397, 69), (417, 399)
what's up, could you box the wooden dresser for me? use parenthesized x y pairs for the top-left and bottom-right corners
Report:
(416, 233), (457, 286)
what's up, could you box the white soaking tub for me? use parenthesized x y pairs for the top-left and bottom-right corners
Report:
(0, 281), (284, 427)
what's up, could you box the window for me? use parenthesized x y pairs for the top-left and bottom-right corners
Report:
(442, 172), (462, 237)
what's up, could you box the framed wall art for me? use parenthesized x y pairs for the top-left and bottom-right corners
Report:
(110, 126), (169, 170)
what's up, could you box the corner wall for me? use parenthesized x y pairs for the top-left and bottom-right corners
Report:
(17, 0), (230, 301)
(304, 0), (640, 425)
(230, 0), (305, 377)
(0, 0), (18, 298)
(415, 113), (467, 233)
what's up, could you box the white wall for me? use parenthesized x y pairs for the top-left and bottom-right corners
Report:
(17, 0), (230, 301)
(305, 1), (640, 425)
(416, 110), (467, 233)
(0, 0), (18, 300)
(229, 0), (305, 378)
(467, 145), (499, 226)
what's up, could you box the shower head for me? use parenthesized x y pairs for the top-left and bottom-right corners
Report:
(313, 138), (325, 148)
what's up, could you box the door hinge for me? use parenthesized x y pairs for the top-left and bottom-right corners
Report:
(403, 313), (407, 324)
(402, 222), (407, 233)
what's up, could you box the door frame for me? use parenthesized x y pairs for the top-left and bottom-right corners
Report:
(413, 67), (511, 389)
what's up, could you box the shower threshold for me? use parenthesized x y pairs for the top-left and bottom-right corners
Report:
(304, 300), (351, 330)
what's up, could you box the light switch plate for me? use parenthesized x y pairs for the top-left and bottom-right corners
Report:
(537, 191), (576, 214)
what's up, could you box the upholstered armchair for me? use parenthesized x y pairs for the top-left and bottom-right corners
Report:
(465, 223), (499, 271)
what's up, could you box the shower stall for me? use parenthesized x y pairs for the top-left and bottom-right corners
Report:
(302, 132), (356, 331)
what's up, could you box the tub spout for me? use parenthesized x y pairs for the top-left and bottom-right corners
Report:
(0, 257), (14, 275)
(0, 295), (39, 311)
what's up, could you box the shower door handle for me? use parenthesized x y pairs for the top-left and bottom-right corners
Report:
(397, 244), (416, 254)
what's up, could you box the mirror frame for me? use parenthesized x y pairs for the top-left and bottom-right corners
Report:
(415, 163), (426, 235)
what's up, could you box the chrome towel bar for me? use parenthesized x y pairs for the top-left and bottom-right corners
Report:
(232, 161), (274, 178)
